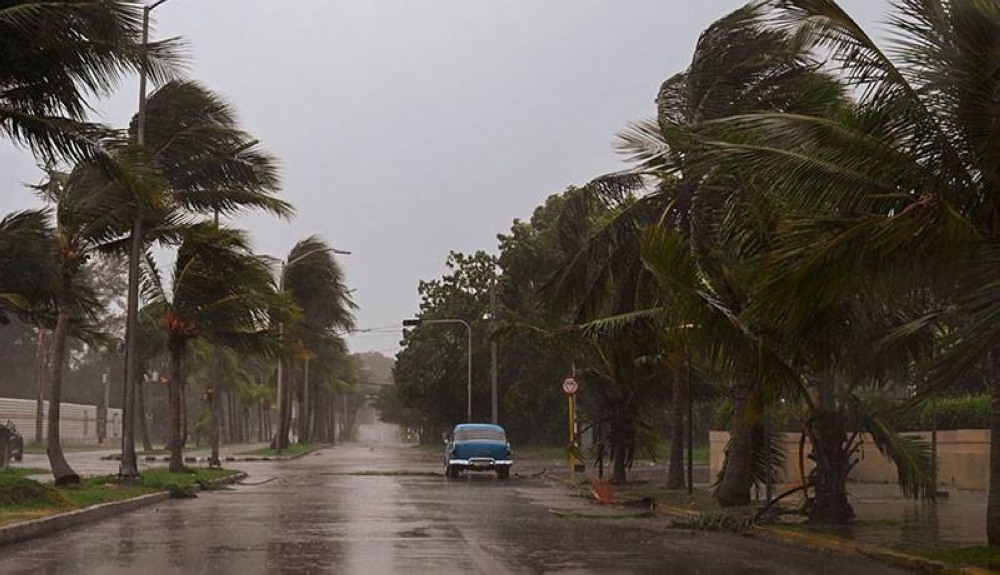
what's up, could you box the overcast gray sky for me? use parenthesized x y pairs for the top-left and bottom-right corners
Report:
(0, 0), (889, 355)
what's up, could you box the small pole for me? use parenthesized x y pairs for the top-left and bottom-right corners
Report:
(568, 393), (576, 482)
(35, 330), (46, 445)
(686, 356), (693, 495)
(931, 394), (938, 497)
(765, 412), (774, 503)
(490, 276), (499, 424)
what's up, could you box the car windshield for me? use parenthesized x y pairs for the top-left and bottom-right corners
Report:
(454, 428), (505, 442)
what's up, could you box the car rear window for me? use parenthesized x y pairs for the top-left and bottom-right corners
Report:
(454, 428), (506, 442)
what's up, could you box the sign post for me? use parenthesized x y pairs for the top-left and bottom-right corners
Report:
(562, 376), (579, 481)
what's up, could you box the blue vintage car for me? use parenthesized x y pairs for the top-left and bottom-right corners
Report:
(445, 423), (512, 479)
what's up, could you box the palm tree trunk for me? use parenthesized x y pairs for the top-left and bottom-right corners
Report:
(611, 424), (628, 484)
(46, 273), (80, 486)
(300, 361), (310, 443)
(987, 348), (1000, 544)
(179, 379), (188, 448)
(168, 340), (186, 472)
(805, 377), (853, 524)
(805, 411), (854, 524)
(667, 367), (687, 489)
(716, 379), (753, 506)
(136, 364), (153, 452)
(276, 365), (291, 449)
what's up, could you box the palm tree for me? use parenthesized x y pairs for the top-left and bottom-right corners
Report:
(651, 0), (991, 522)
(144, 223), (293, 472)
(0, 210), (57, 323)
(1, 1), (181, 160)
(275, 236), (356, 449)
(135, 305), (166, 453)
(99, 79), (292, 475)
(26, 167), (132, 484)
(548, 3), (842, 502)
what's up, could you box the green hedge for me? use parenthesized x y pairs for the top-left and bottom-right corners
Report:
(882, 395), (989, 432)
(710, 394), (989, 432)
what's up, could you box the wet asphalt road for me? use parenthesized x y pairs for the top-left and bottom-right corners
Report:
(1, 440), (912, 574)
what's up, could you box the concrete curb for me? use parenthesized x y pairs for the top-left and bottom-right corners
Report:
(0, 471), (247, 549)
(652, 502), (993, 574)
(102, 444), (331, 463)
(751, 527), (996, 575)
(0, 492), (170, 548)
(236, 444), (331, 462)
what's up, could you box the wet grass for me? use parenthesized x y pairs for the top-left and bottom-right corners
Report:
(616, 485), (722, 514)
(0, 466), (49, 477)
(0, 467), (241, 527)
(905, 546), (1000, 569)
(241, 443), (326, 457)
(22, 442), (111, 455)
(771, 518), (902, 533)
(549, 509), (655, 520)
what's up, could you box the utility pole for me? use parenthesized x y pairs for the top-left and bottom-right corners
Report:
(490, 275), (498, 424)
(34, 330), (46, 445)
(102, 372), (110, 445)
(275, 246), (350, 451)
(121, 0), (176, 482)
(208, 208), (222, 468)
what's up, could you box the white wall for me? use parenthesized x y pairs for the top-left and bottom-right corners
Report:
(0, 397), (122, 446)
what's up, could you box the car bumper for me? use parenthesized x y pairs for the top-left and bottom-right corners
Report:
(448, 458), (513, 469)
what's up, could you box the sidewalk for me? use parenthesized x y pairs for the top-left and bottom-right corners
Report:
(12, 442), (274, 480)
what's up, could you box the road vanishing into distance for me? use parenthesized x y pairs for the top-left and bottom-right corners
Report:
(1, 425), (911, 574)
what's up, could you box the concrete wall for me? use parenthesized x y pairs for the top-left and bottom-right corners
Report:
(709, 429), (989, 491)
(0, 398), (122, 446)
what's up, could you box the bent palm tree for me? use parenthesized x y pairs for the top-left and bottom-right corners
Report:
(144, 224), (294, 472)
(0, 210), (57, 323)
(103, 80), (293, 475)
(663, 0), (985, 523)
(279, 236), (356, 447)
(32, 168), (128, 484)
(548, 3), (842, 502)
(0, 1), (181, 160)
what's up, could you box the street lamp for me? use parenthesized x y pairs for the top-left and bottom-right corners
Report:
(120, 0), (178, 482)
(274, 246), (351, 452)
(403, 318), (473, 422)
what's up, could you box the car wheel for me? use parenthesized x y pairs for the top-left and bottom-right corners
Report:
(446, 465), (460, 479)
(497, 466), (510, 480)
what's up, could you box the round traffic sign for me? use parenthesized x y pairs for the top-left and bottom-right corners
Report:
(561, 377), (579, 396)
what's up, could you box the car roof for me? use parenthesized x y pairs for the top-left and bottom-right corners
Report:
(452, 423), (506, 432)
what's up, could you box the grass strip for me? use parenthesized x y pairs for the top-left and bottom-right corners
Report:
(0, 467), (240, 528)
(240, 443), (325, 457)
(0, 467), (49, 478)
(549, 509), (655, 520)
(901, 546), (1000, 569)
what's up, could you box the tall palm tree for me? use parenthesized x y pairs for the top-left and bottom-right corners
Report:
(275, 236), (356, 449)
(135, 305), (166, 453)
(144, 223), (294, 472)
(1, 1), (181, 160)
(548, 3), (842, 502)
(28, 167), (131, 484)
(663, 0), (988, 523)
(102, 80), (292, 475)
